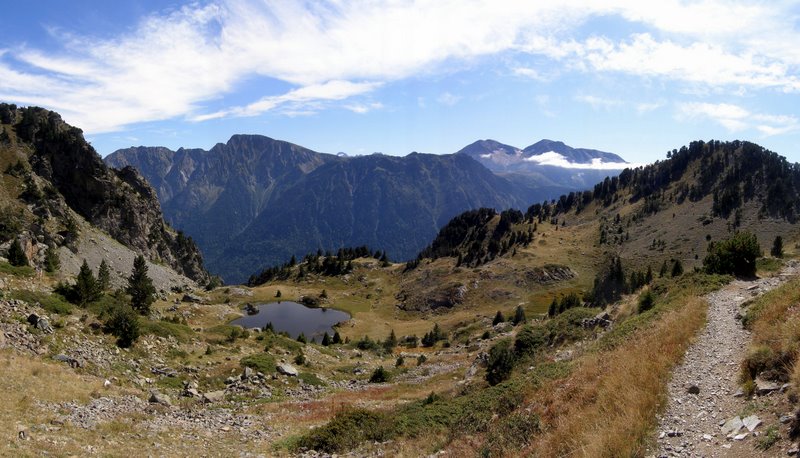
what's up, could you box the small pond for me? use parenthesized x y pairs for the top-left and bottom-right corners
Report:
(230, 301), (350, 341)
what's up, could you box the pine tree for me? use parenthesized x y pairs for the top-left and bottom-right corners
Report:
(127, 255), (155, 315)
(645, 265), (654, 284)
(671, 259), (684, 277)
(297, 333), (307, 344)
(321, 332), (331, 346)
(97, 259), (110, 291)
(7, 237), (27, 266)
(492, 310), (505, 326)
(383, 329), (397, 350)
(44, 245), (60, 272)
(332, 330), (342, 344)
(659, 260), (668, 278)
(548, 297), (557, 317)
(75, 259), (101, 306)
(512, 305), (527, 325)
(771, 236), (784, 258)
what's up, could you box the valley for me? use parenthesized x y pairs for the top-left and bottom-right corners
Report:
(2, 104), (800, 457)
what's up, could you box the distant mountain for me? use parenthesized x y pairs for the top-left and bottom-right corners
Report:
(106, 136), (534, 283)
(0, 104), (209, 285)
(456, 138), (628, 191)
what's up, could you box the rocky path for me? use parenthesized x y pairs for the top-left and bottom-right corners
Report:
(653, 262), (800, 457)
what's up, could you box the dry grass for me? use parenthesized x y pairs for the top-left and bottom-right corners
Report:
(521, 295), (707, 457)
(740, 278), (800, 388)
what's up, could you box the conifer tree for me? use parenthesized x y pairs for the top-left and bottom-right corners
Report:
(492, 310), (505, 326)
(97, 259), (110, 291)
(332, 330), (342, 344)
(512, 305), (527, 325)
(321, 332), (331, 346)
(44, 245), (60, 272)
(127, 255), (155, 315)
(671, 259), (684, 277)
(771, 236), (784, 258)
(548, 297), (557, 317)
(75, 259), (101, 306)
(7, 237), (27, 266)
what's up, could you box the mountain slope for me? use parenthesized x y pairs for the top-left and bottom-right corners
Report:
(106, 138), (531, 283)
(0, 103), (209, 284)
(456, 138), (629, 194)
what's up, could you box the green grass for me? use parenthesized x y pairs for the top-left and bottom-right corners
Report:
(756, 257), (784, 274)
(298, 372), (325, 386)
(240, 353), (277, 374)
(11, 290), (72, 315)
(140, 319), (194, 342)
(293, 362), (569, 454)
(597, 272), (730, 351)
(0, 261), (34, 277)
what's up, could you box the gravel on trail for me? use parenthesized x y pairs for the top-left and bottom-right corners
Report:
(653, 261), (800, 457)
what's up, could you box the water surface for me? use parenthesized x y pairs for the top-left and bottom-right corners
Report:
(231, 301), (350, 341)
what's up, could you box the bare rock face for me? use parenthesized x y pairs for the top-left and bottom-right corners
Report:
(1, 104), (209, 284)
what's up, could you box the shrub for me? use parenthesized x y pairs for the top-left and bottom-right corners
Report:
(295, 408), (390, 453)
(703, 231), (760, 277)
(514, 326), (547, 358)
(105, 305), (140, 348)
(356, 335), (379, 351)
(369, 366), (389, 383)
(485, 339), (515, 385)
(638, 290), (655, 313)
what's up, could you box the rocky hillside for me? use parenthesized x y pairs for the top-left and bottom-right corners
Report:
(107, 137), (532, 283)
(0, 104), (209, 284)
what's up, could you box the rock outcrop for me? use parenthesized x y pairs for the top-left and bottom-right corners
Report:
(0, 104), (209, 284)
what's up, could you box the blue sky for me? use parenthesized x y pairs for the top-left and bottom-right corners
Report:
(1, 1), (800, 164)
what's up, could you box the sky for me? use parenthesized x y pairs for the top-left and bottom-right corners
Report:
(1, 0), (800, 164)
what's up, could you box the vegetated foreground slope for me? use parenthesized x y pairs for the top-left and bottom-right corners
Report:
(107, 138), (543, 283)
(284, 139), (800, 455)
(0, 104), (209, 285)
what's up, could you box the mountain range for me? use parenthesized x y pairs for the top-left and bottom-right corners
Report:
(106, 136), (626, 283)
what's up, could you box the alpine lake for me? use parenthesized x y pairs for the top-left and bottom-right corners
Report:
(231, 301), (350, 341)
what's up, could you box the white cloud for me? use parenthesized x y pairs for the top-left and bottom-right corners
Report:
(677, 102), (798, 136)
(344, 102), (384, 114)
(1, 0), (799, 133)
(574, 94), (623, 110)
(437, 92), (462, 106)
(524, 151), (637, 170)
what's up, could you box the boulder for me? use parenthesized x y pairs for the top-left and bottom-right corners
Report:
(181, 293), (203, 304)
(242, 366), (254, 380)
(721, 416), (743, 436)
(493, 322), (513, 333)
(755, 377), (781, 395)
(35, 317), (54, 334)
(52, 354), (82, 368)
(148, 390), (172, 407)
(183, 388), (200, 398)
(742, 415), (761, 432)
(202, 390), (225, 403)
(277, 363), (298, 377)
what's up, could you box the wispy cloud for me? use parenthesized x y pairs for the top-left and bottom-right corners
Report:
(574, 94), (623, 110)
(1, 0), (799, 133)
(437, 92), (462, 107)
(677, 102), (799, 136)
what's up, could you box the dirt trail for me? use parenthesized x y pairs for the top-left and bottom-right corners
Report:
(652, 261), (800, 457)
